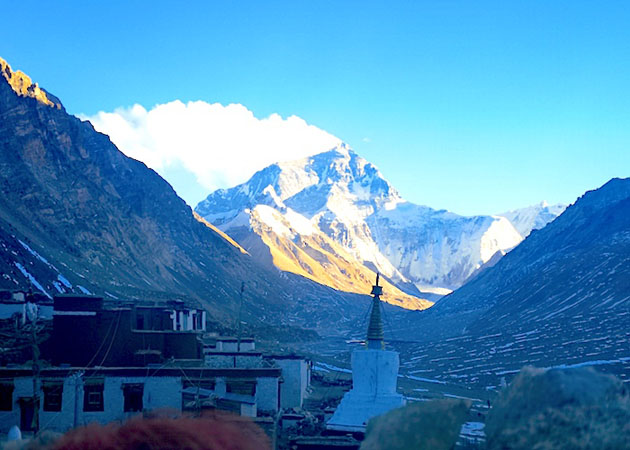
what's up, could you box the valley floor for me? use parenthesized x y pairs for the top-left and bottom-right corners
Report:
(293, 308), (630, 402)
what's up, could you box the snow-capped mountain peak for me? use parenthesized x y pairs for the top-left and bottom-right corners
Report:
(498, 202), (567, 238)
(196, 146), (565, 300)
(196, 143), (402, 223)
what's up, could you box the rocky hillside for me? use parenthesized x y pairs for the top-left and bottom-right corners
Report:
(428, 177), (630, 327)
(388, 178), (630, 388)
(214, 204), (430, 310)
(0, 56), (370, 336)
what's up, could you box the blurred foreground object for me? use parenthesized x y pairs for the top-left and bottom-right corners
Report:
(360, 399), (471, 450)
(486, 366), (630, 450)
(48, 412), (270, 450)
(3, 431), (61, 450)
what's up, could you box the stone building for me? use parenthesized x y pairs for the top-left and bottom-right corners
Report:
(0, 293), (312, 436)
(265, 355), (311, 410)
(0, 366), (281, 434)
(204, 336), (312, 410)
(46, 295), (205, 367)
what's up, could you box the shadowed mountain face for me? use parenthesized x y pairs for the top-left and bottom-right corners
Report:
(430, 177), (630, 328)
(387, 178), (630, 389)
(0, 57), (369, 336)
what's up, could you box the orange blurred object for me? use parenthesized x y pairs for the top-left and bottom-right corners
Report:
(53, 411), (271, 450)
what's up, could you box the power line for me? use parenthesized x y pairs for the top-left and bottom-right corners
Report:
(93, 309), (122, 369)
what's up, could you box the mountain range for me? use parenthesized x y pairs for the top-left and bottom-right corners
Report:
(389, 177), (630, 388)
(0, 56), (371, 338)
(2, 56), (627, 387)
(196, 145), (564, 303)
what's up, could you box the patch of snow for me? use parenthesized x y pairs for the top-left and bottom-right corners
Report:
(314, 362), (352, 374)
(404, 396), (428, 402)
(494, 369), (520, 376)
(284, 208), (315, 235)
(460, 421), (486, 440)
(479, 217), (522, 262)
(14, 262), (51, 299)
(57, 274), (72, 289)
(404, 374), (447, 385)
(77, 285), (92, 295)
(499, 202), (566, 237)
(18, 240), (51, 267)
(52, 281), (65, 293)
(443, 393), (482, 402)
(255, 205), (293, 237)
(547, 358), (630, 370)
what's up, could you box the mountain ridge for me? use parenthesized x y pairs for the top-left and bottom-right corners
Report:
(406, 176), (630, 336)
(0, 57), (62, 109)
(196, 145), (563, 301)
(374, 177), (630, 390)
(0, 56), (374, 337)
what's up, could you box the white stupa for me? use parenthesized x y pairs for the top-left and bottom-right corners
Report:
(326, 274), (405, 433)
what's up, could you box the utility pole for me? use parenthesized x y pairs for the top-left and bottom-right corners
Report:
(73, 372), (83, 428)
(236, 282), (245, 354)
(26, 292), (40, 434)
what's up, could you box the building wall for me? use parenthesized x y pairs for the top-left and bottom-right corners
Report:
(170, 309), (206, 331)
(213, 339), (254, 352)
(239, 341), (255, 351)
(0, 376), (182, 434)
(87, 376), (181, 425)
(48, 308), (201, 367)
(0, 377), (31, 432)
(204, 354), (262, 369)
(218, 341), (237, 352)
(255, 377), (279, 413)
(240, 403), (257, 417)
(0, 303), (24, 320)
(0, 369), (280, 434)
(273, 359), (310, 409)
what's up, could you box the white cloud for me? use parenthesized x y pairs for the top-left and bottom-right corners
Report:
(83, 100), (341, 204)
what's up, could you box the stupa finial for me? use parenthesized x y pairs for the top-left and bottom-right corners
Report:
(367, 273), (384, 349)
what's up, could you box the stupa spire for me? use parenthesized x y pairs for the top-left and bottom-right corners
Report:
(367, 273), (384, 349)
(327, 271), (404, 432)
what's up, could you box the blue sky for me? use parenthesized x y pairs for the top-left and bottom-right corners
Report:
(2, 1), (629, 215)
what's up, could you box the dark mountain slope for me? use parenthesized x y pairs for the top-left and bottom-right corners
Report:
(432, 177), (630, 329)
(387, 178), (630, 388)
(0, 57), (363, 335)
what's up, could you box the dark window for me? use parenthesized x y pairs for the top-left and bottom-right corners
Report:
(83, 382), (104, 412)
(18, 397), (37, 432)
(216, 398), (241, 414)
(123, 384), (143, 412)
(0, 381), (14, 411)
(136, 315), (144, 330)
(226, 379), (256, 396)
(43, 382), (63, 412)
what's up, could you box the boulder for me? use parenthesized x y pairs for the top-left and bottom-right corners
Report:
(486, 366), (630, 449)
